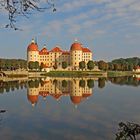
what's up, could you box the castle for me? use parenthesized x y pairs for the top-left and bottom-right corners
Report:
(27, 39), (93, 70)
(27, 78), (93, 107)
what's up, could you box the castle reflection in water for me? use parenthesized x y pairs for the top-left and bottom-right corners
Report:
(27, 78), (94, 107)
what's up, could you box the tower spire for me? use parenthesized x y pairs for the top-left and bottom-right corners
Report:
(31, 38), (35, 43)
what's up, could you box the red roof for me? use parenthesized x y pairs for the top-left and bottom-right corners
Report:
(27, 43), (38, 51)
(27, 94), (38, 104)
(39, 48), (48, 55)
(39, 91), (49, 97)
(82, 47), (91, 53)
(62, 51), (70, 55)
(70, 42), (82, 51)
(51, 94), (62, 100)
(70, 96), (82, 104)
(82, 93), (91, 98)
(50, 47), (63, 52)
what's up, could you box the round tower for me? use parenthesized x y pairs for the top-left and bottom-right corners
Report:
(27, 39), (39, 63)
(70, 79), (82, 106)
(70, 40), (83, 69)
(27, 87), (39, 107)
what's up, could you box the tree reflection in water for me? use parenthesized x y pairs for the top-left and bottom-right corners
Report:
(1, 77), (140, 139)
(116, 122), (140, 140)
(0, 109), (6, 127)
(109, 76), (140, 87)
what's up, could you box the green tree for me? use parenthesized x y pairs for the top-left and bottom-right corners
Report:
(62, 80), (68, 88)
(79, 80), (86, 88)
(40, 63), (44, 71)
(114, 64), (121, 71)
(98, 60), (108, 71)
(53, 63), (58, 70)
(0, 60), (5, 70)
(87, 79), (94, 88)
(108, 63), (114, 70)
(128, 64), (134, 71)
(34, 80), (39, 88)
(28, 61), (34, 70)
(79, 61), (86, 71)
(98, 78), (106, 88)
(28, 80), (35, 88)
(87, 60), (94, 70)
(34, 61), (39, 70)
(62, 61), (67, 69)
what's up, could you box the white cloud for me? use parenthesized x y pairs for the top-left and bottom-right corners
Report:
(58, 0), (95, 12)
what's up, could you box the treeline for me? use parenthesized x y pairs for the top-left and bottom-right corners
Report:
(112, 57), (140, 66)
(0, 81), (27, 93)
(28, 60), (95, 71)
(109, 76), (140, 87)
(0, 58), (27, 71)
(97, 57), (140, 71)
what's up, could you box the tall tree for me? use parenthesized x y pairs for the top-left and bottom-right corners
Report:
(79, 80), (85, 88)
(87, 60), (94, 70)
(87, 79), (94, 88)
(28, 61), (34, 70)
(62, 80), (67, 88)
(62, 61), (67, 69)
(79, 61), (86, 71)
(98, 60), (108, 71)
(34, 61), (39, 70)
(98, 78), (106, 88)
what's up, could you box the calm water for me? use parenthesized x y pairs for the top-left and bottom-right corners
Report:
(0, 77), (140, 140)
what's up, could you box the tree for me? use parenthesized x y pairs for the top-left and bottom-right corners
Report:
(0, 0), (56, 30)
(34, 61), (39, 70)
(79, 61), (86, 71)
(108, 63), (114, 71)
(98, 78), (106, 88)
(114, 64), (120, 71)
(28, 80), (35, 88)
(28, 61), (34, 70)
(40, 63), (44, 71)
(62, 80), (67, 88)
(53, 62), (57, 70)
(62, 61), (67, 69)
(128, 64), (134, 71)
(79, 80), (85, 88)
(0, 60), (5, 70)
(98, 60), (108, 71)
(87, 79), (94, 88)
(116, 122), (140, 140)
(87, 60), (94, 70)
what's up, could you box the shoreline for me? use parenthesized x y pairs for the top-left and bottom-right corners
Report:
(0, 70), (139, 82)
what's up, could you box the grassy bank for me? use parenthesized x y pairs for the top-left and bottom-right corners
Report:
(7, 74), (28, 78)
(107, 71), (134, 77)
(41, 71), (107, 77)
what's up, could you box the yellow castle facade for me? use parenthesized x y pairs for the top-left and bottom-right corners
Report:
(27, 78), (93, 107)
(27, 39), (92, 70)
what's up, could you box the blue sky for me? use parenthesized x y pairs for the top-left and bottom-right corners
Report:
(0, 0), (140, 61)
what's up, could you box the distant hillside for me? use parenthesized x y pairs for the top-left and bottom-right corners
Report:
(111, 57), (140, 66)
(0, 58), (27, 70)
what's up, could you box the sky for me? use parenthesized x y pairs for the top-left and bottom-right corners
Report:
(0, 0), (140, 61)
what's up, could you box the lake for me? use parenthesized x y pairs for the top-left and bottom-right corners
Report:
(0, 76), (140, 140)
